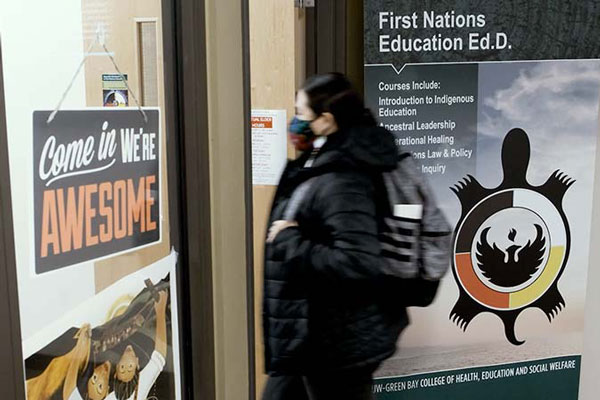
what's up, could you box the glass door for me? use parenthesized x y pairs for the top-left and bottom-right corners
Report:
(0, 1), (188, 398)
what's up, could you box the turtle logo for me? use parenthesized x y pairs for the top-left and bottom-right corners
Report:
(450, 128), (573, 345)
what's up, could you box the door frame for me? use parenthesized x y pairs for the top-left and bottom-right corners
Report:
(0, 38), (27, 400)
(241, 0), (256, 398)
(163, 0), (254, 398)
(305, 0), (364, 91)
(162, 0), (217, 398)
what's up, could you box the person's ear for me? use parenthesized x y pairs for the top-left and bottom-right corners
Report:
(321, 112), (336, 127)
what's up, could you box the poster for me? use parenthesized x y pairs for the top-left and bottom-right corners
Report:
(24, 252), (182, 400)
(33, 109), (161, 274)
(364, 1), (600, 399)
(102, 74), (129, 107)
(251, 109), (287, 185)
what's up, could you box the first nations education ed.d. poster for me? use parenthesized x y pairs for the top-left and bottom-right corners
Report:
(364, 1), (600, 399)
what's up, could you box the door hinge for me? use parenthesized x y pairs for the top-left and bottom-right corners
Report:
(295, 0), (315, 8)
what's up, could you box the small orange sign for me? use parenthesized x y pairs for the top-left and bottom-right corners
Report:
(251, 116), (273, 129)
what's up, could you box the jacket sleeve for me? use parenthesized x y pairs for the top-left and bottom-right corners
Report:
(271, 174), (384, 281)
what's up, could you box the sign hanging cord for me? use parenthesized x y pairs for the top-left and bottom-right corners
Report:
(46, 39), (96, 124)
(47, 38), (148, 124)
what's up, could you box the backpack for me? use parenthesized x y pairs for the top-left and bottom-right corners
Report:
(379, 153), (452, 307)
(281, 153), (452, 307)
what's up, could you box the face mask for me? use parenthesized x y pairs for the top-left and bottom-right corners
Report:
(289, 116), (315, 151)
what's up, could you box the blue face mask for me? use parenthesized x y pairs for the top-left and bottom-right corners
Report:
(289, 116), (316, 151)
(289, 116), (315, 137)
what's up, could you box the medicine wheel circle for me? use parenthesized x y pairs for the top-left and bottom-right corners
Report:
(453, 189), (567, 311)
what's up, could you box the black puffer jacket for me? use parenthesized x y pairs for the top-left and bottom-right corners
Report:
(263, 125), (409, 375)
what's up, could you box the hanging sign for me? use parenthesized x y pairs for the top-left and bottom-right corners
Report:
(33, 109), (161, 274)
(364, 1), (600, 399)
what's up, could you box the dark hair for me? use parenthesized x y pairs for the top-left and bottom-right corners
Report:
(110, 339), (151, 400)
(302, 73), (376, 131)
(113, 369), (140, 400)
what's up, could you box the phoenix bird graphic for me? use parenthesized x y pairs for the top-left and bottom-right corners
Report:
(476, 225), (546, 287)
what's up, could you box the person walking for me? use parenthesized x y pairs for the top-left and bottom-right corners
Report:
(262, 73), (408, 400)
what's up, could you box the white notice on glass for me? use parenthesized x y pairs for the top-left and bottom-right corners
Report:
(251, 109), (288, 185)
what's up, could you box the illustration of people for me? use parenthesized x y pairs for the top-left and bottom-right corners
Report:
(68, 290), (169, 400)
(26, 324), (92, 400)
(112, 290), (168, 400)
(85, 361), (111, 400)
